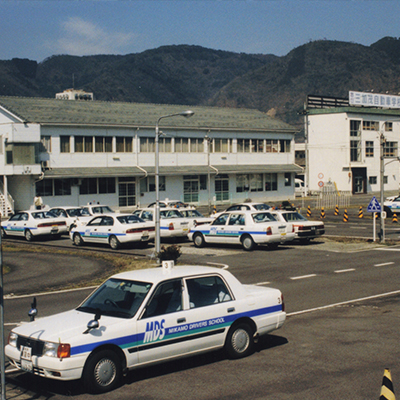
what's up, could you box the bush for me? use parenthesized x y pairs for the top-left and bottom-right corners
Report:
(158, 244), (182, 263)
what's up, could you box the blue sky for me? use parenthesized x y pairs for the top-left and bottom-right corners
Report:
(0, 0), (398, 62)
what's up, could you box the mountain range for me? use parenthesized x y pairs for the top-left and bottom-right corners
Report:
(1, 36), (400, 134)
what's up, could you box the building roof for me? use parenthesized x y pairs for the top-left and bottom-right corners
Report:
(0, 96), (296, 133)
(44, 164), (303, 179)
(307, 106), (400, 118)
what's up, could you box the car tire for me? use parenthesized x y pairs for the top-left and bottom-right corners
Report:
(83, 349), (122, 394)
(24, 229), (33, 242)
(225, 322), (254, 359)
(109, 235), (120, 250)
(73, 233), (84, 246)
(193, 232), (205, 248)
(241, 234), (255, 251)
(1, 228), (6, 239)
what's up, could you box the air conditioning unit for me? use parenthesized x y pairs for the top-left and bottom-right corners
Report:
(41, 161), (50, 170)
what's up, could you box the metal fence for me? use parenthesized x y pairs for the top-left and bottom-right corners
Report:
(314, 183), (351, 209)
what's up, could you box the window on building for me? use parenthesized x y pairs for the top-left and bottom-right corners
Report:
(189, 138), (203, 153)
(237, 139), (250, 153)
(5, 143), (36, 165)
(350, 120), (361, 137)
(79, 178), (97, 195)
(384, 176), (388, 184)
(175, 138), (189, 152)
(54, 179), (71, 196)
(119, 177), (136, 207)
(385, 122), (393, 132)
(41, 136), (51, 153)
(383, 142), (398, 157)
(266, 139), (279, 153)
(183, 175), (199, 203)
(265, 173), (278, 191)
(213, 139), (230, 153)
(285, 173), (292, 187)
(36, 179), (53, 196)
(365, 141), (374, 157)
(99, 178), (116, 194)
(215, 174), (229, 202)
(116, 137), (133, 153)
(95, 137), (112, 153)
(279, 140), (291, 153)
(159, 137), (172, 153)
(75, 136), (93, 153)
(140, 137), (155, 152)
(369, 176), (377, 185)
(236, 174), (263, 192)
(350, 140), (361, 162)
(60, 136), (70, 153)
(140, 176), (166, 192)
(362, 121), (379, 131)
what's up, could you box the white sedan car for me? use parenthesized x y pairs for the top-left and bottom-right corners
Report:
(5, 263), (286, 393)
(147, 200), (191, 209)
(70, 214), (155, 249)
(213, 202), (271, 219)
(1, 210), (68, 241)
(179, 209), (215, 228)
(189, 210), (295, 251)
(269, 210), (325, 243)
(133, 208), (190, 239)
(383, 196), (400, 217)
(49, 206), (90, 231)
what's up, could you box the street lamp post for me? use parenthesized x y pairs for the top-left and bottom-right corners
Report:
(155, 110), (194, 264)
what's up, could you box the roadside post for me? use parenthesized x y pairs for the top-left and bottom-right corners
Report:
(367, 196), (382, 242)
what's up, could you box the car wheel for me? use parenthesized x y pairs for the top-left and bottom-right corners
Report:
(24, 229), (33, 242)
(1, 228), (6, 239)
(241, 234), (255, 251)
(225, 322), (254, 359)
(73, 233), (83, 246)
(83, 349), (122, 394)
(109, 235), (120, 250)
(193, 232), (205, 248)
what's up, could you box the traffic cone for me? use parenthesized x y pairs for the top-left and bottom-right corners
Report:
(358, 206), (363, 218)
(212, 205), (217, 214)
(306, 205), (311, 218)
(343, 209), (348, 222)
(320, 207), (325, 219)
(380, 368), (395, 400)
(393, 213), (398, 223)
(334, 204), (339, 216)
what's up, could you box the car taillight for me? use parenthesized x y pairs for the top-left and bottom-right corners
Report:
(57, 343), (71, 358)
(169, 223), (174, 231)
(126, 227), (155, 234)
(38, 221), (66, 228)
(266, 227), (272, 235)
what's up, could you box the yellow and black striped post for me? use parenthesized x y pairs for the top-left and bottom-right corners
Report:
(320, 207), (325, 219)
(334, 204), (339, 216)
(375, 212), (379, 219)
(306, 205), (311, 218)
(380, 368), (395, 400)
(358, 206), (363, 218)
(393, 213), (398, 223)
(343, 209), (348, 222)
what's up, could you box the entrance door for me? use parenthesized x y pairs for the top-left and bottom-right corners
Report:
(352, 168), (367, 194)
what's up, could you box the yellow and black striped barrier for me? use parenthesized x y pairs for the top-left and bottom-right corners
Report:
(358, 206), (363, 218)
(375, 212), (379, 219)
(380, 368), (395, 400)
(343, 209), (348, 222)
(306, 205), (311, 218)
(334, 204), (339, 216)
(320, 207), (325, 219)
(393, 213), (398, 223)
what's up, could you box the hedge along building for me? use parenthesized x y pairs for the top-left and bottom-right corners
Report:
(0, 95), (301, 214)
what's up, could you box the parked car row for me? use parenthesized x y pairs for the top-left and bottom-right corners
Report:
(1, 202), (324, 250)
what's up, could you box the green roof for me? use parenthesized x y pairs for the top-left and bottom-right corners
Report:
(307, 106), (400, 117)
(0, 96), (296, 133)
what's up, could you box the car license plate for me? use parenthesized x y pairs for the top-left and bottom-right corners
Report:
(20, 346), (33, 372)
(51, 226), (59, 233)
(141, 231), (149, 241)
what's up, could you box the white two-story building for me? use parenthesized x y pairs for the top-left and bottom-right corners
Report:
(0, 94), (301, 214)
(304, 93), (400, 194)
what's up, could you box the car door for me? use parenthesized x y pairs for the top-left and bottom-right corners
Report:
(136, 278), (188, 364)
(82, 216), (104, 243)
(206, 213), (230, 244)
(95, 216), (115, 244)
(4, 213), (26, 237)
(224, 212), (246, 245)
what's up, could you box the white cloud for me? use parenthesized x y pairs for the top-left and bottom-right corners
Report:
(52, 17), (135, 56)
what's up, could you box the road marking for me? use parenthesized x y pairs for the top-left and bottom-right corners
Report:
(256, 281), (270, 286)
(334, 268), (355, 273)
(290, 274), (317, 280)
(287, 289), (400, 317)
(375, 248), (400, 252)
(350, 226), (367, 229)
(4, 285), (98, 300)
(375, 262), (395, 267)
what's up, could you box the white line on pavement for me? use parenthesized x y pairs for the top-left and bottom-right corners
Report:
(375, 262), (395, 267)
(334, 268), (356, 273)
(290, 274), (317, 280)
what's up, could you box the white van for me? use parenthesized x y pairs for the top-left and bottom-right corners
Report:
(295, 178), (305, 196)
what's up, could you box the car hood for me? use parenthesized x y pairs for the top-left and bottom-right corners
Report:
(12, 309), (124, 343)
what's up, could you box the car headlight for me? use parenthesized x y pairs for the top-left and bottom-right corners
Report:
(43, 342), (71, 358)
(8, 332), (17, 347)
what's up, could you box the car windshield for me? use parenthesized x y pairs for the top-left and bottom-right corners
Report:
(77, 278), (152, 318)
(212, 213), (229, 226)
(281, 212), (307, 222)
(183, 210), (203, 217)
(31, 211), (58, 219)
(117, 215), (145, 224)
(160, 210), (183, 218)
(253, 204), (270, 210)
(80, 208), (92, 216)
(252, 212), (278, 223)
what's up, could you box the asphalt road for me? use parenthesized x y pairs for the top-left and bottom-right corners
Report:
(3, 222), (400, 399)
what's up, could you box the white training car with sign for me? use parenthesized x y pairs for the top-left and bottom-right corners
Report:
(5, 263), (286, 393)
(179, 208), (215, 228)
(132, 208), (190, 239)
(70, 214), (155, 249)
(269, 210), (324, 243)
(1, 210), (68, 241)
(383, 196), (400, 217)
(213, 202), (271, 219)
(188, 210), (295, 251)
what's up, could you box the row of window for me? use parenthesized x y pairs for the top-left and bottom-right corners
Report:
(350, 120), (393, 136)
(48, 136), (291, 154)
(350, 140), (398, 162)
